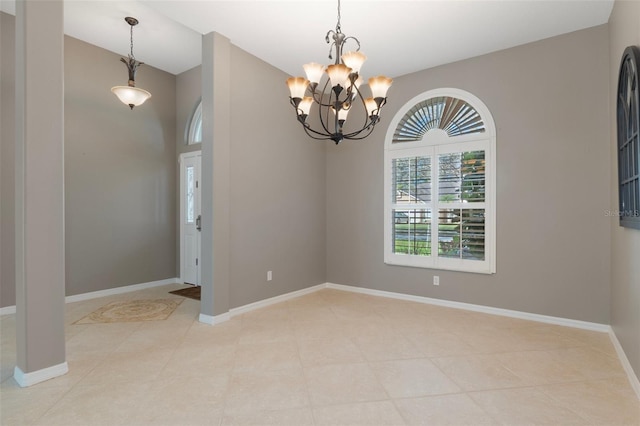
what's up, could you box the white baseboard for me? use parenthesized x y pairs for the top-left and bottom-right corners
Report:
(14, 362), (68, 387)
(229, 283), (326, 318)
(0, 305), (16, 316)
(4, 278), (637, 400)
(199, 312), (230, 325)
(0, 278), (179, 316)
(65, 278), (179, 303)
(327, 282), (639, 400)
(609, 329), (640, 400)
(326, 283), (610, 332)
(197, 284), (326, 325)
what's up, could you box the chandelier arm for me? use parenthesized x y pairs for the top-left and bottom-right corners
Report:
(300, 122), (336, 140)
(342, 114), (379, 140)
(121, 56), (144, 84)
(325, 30), (337, 61)
(320, 91), (336, 136)
(328, 42), (337, 61)
(313, 79), (335, 136)
(310, 91), (350, 109)
(350, 84), (375, 133)
(311, 85), (353, 108)
(340, 82), (385, 140)
(342, 125), (376, 140)
(343, 36), (361, 52)
(325, 30), (336, 43)
(306, 114), (376, 141)
(309, 84), (339, 108)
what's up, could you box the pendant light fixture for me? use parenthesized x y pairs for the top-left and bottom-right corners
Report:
(111, 17), (151, 110)
(286, 0), (392, 144)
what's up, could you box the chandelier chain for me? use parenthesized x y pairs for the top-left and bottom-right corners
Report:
(336, 0), (341, 32)
(130, 24), (135, 59)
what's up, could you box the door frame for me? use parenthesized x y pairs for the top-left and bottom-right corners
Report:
(179, 150), (202, 285)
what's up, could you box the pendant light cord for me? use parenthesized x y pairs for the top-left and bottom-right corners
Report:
(130, 24), (135, 59)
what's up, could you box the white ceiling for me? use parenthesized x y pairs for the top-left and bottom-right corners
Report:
(1, 0), (614, 78)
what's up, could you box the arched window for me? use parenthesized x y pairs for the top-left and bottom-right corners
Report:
(617, 46), (640, 229)
(186, 99), (202, 145)
(384, 88), (496, 274)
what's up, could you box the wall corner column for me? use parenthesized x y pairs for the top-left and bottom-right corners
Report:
(14, 0), (67, 386)
(200, 32), (231, 322)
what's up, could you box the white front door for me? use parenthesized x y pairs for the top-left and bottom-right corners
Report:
(180, 152), (201, 286)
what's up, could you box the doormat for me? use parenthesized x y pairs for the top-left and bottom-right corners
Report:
(169, 286), (201, 301)
(74, 299), (183, 324)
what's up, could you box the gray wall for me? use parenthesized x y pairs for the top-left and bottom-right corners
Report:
(1, 12), (16, 308)
(227, 45), (326, 308)
(174, 46), (326, 309)
(1, 13), (177, 307)
(64, 36), (177, 296)
(326, 25), (612, 324)
(609, 0), (640, 379)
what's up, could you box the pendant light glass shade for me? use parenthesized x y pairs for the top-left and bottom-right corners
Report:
(368, 76), (393, 100)
(298, 97), (314, 116)
(286, 77), (310, 100)
(303, 63), (325, 85)
(341, 51), (366, 74)
(111, 85), (152, 109)
(364, 97), (378, 117)
(326, 64), (352, 89)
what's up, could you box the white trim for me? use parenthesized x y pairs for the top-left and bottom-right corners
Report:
(328, 279), (637, 399)
(198, 312), (230, 325)
(5, 278), (638, 399)
(384, 88), (497, 275)
(229, 284), (326, 317)
(1, 278), (178, 316)
(65, 278), (178, 303)
(0, 305), (16, 316)
(325, 283), (609, 332)
(14, 362), (68, 387)
(186, 99), (203, 145)
(385, 88), (497, 149)
(609, 329), (640, 400)
(197, 284), (327, 325)
(179, 151), (202, 286)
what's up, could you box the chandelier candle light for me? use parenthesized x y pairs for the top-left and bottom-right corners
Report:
(286, 0), (392, 144)
(111, 17), (152, 110)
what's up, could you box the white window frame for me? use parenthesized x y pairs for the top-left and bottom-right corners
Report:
(186, 99), (202, 145)
(384, 88), (496, 274)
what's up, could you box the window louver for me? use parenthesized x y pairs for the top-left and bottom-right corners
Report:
(393, 97), (485, 142)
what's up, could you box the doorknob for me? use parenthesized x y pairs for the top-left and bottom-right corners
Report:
(196, 215), (201, 231)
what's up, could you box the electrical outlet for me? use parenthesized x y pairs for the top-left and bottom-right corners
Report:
(267, 270), (273, 281)
(433, 275), (440, 286)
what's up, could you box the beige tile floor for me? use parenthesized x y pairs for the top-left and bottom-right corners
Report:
(1, 283), (639, 425)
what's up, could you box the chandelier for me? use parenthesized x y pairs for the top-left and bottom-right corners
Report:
(111, 17), (152, 110)
(286, 0), (392, 144)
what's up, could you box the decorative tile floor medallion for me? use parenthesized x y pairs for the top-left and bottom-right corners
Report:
(74, 299), (183, 324)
